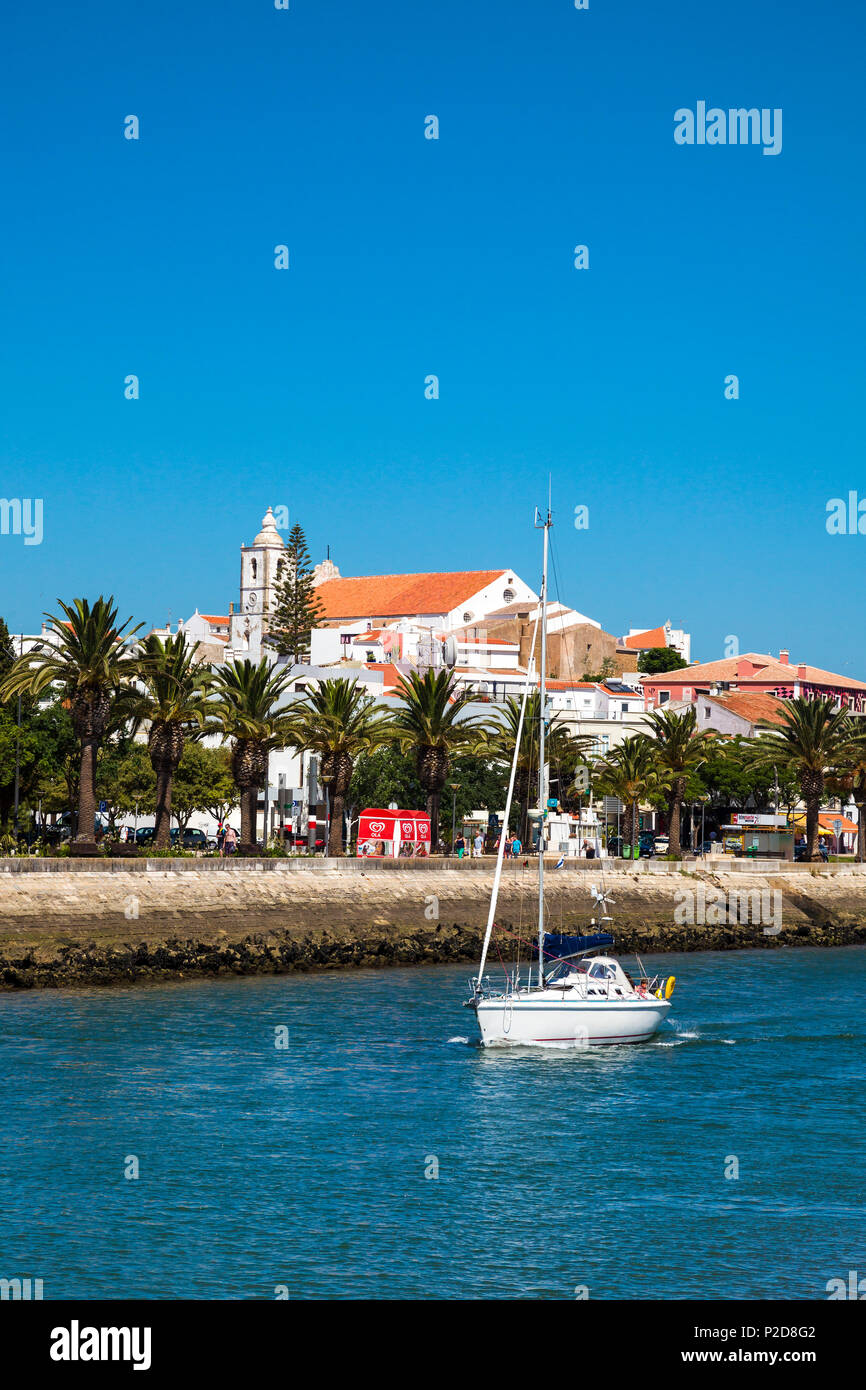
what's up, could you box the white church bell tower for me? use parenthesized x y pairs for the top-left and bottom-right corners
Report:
(228, 507), (286, 660)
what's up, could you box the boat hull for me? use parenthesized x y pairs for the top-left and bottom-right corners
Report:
(475, 995), (671, 1047)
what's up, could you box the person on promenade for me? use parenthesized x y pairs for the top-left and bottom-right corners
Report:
(473, 831), (484, 858)
(216, 824), (226, 858)
(454, 834), (466, 859)
(511, 835), (522, 857)
(224, 826), (238, 855)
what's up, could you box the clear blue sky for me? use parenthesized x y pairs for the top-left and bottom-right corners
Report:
(1, 0), (864, 672)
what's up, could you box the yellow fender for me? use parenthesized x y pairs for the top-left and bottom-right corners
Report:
(664, 975), (676, 1000)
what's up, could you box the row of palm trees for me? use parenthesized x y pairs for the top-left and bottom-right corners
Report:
(595, 699), (866, 862)
(0, 597), (556, 855)
(4, 596), (863, 862)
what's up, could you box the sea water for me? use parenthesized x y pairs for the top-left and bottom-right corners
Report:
(0, 946), (863, 1300)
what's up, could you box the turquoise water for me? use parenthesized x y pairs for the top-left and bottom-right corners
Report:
(1, 947), (864, 1300)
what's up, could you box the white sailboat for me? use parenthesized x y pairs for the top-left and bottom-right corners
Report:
(466, 503), (676, 1047)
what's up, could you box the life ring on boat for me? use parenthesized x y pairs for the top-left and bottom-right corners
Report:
(664, 975), (676, 999)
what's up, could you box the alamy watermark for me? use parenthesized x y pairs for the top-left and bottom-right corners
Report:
(674, 886), (781, 934)
(674, 103), (782, 157)
(0, 497), (43, 546)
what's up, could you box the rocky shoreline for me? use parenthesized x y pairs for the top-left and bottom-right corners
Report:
(0, 859), (864, 989)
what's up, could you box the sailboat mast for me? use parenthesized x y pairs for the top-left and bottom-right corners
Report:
(537, 507), (550, 987)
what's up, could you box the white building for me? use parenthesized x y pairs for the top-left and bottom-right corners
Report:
(623, 621), (691, 666)
(226, 507), (288, 661)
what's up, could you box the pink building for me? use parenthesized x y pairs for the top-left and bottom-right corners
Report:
(641, 649), (866, 713)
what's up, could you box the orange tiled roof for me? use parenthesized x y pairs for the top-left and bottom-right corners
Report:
(361, 662), (404, 686)
(623, 626), (667, 650)
(199, 614), (230, 625)
(702, 691), (788, 727)
(642, 653), (866, 692)
(315, 570), (505, 620)
(546, 680), (598, 690)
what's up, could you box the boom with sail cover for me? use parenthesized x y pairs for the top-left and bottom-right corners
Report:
(531, 932), (615, 961)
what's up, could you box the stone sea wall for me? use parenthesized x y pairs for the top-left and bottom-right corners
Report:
(0, 857), (864, 988)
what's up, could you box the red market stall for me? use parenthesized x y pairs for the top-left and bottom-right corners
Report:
(357, 809), (431, 858)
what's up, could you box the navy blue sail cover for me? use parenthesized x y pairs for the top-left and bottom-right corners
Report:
(532, 932), (615, 960)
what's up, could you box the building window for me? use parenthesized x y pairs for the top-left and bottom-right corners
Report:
(251, 558), (257, 579)
(659, 691), (670, 704)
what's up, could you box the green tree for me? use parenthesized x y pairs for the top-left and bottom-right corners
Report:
(96, 741), (156, 829)
(581, 657), (617, 682)
(825, 727), (866, 862)
(115, 633), (213, 847)
(288, 677), (395, 855)
(391, 669), (492, 850)
(211, 659), (295, 850)
(199, 747), (239, 828)
(265, 524), (325, 664)
(27, 697), (80, 826)
(482, 691), (590, 844)
(169, 743), (235, 834)
(643, 705), (710, 856)
(0, 598), (141, 850)
(639, 647), (689, 675)
(594, 736), (663, 854)
(752, 697), (850, 861)
(347, 746), (425, 821)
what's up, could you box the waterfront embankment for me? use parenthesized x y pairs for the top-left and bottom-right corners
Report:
(0, 856), (864, 988)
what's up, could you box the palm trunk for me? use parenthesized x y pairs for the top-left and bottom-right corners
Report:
(76, 737), (99, 846)
(805, 796), (820, 861)
(239, 786), (258, 850)
(428, 789), (441, 852)
(667, 779), (685, 857)
(328, 793), (345, 856)
(153, 762), (173, 849)
(856, 794), (866, 863)
(626, 800), (639, 856)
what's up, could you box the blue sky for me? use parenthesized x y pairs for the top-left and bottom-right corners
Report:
(1, 0), (864, 671)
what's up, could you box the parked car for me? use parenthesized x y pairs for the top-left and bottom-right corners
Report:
(638, 831), (655, 858)
(794, 843), (829, 863)
(653, 836), (670, 856)
(170, 827), (210, 851)
(135, 826), (156, 847)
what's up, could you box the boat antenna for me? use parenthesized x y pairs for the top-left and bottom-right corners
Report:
(534, 498), (552, 987)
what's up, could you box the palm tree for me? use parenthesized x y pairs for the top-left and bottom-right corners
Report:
(115, 634), (214, 848)
(594, 736), (661, 855)
(391, 670), (492, 850)
(753, 696), (850, 861)
(210, 659), (295, 851)
(643, 706), (710, 857)
(826, 723), (866, 862)
(484, 692), (592, 843)
(0, 597), (141, 852)
(287, 678), (395, 855)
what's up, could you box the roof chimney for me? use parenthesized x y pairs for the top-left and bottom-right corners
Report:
(779, 649), (789, 665)
(797, 664), (806, 679)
